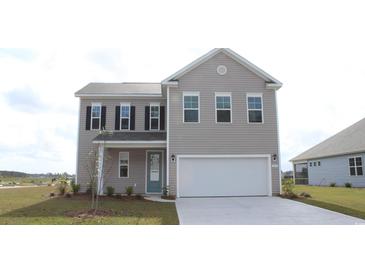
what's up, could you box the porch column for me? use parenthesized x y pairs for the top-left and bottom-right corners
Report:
(97, 143), (105, 195)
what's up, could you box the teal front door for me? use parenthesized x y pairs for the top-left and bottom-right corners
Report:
(147, 151), (163, 193)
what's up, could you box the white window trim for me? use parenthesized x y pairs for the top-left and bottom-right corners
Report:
(348, 156), (363, 176)
(215, 92), (232, 123)
(246, 93), (264, 124)
(119, 151), (129, 178)
(149, 102), (160, 131)
(91, 103), (102, 130)
(183, 92), (200, 123)
(120, 103), (131, 131)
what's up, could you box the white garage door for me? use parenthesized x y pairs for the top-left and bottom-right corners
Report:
(178, 156), (270, 197)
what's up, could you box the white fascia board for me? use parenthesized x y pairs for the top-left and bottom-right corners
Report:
(223, 48), (283, 86)
(161, 81), (179, 86)
(75, 93), (162, 98)
(162, 48), (221, 83)
(266, 83), (283, 90)
(93, 140), (166, 144)
(162, 48), (282, 87)
(93, 140), (167, 148)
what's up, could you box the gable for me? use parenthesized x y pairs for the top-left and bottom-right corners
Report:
(162, 48), (282, 88)
(177, 51), (268, 91)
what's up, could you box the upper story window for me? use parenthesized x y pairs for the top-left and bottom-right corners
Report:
(247, 94), (263, 123)
(120, 103), (130, 130)
(150, 103), (160, 130)
(215, 93), (231, 123)
(183, 92), (199, 123)
(349, 156), (363, 176)
(91, 103), (101, 130)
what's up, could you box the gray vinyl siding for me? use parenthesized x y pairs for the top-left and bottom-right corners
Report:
(76, 96), (166, 191)
(168, 52), (280, 195)
(307, 153), (365, 187)
(103, 148), (166, 194)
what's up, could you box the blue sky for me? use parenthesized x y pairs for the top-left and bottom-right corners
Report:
(0, 46), (365, 174)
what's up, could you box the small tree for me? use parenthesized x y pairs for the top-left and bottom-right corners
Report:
(85, 133), (113, 211)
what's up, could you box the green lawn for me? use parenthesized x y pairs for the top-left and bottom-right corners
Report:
(0, 186), (179, 225)
(294, 185), (365, 220)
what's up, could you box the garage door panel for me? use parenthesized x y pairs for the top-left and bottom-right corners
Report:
(178, 156), (269, 197)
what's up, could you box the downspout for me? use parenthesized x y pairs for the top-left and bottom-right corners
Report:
(166, 86), (170, 190)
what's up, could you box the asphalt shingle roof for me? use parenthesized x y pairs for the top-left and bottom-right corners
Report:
(93, 132), (166, 142)
(75, 82), (162, 96)
(291, 117), (365, 162)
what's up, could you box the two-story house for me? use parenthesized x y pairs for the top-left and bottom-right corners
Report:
(75, 48), (282, 197)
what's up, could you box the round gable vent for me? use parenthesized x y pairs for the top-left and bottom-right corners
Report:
(217, 65), (227, 75)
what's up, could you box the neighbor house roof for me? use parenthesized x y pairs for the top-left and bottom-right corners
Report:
(93, 132), (166, 143)
(291, 117), (365, 162)
(75, 82), (162, 97)
(162, 48), (282, 88)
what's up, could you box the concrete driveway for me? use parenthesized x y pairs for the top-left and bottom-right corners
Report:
(176, 197), (365, 225)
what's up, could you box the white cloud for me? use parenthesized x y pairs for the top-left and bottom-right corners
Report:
(1, 0), (365, 173)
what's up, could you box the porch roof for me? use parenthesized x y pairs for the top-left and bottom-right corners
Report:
(92, 132), (166, 147)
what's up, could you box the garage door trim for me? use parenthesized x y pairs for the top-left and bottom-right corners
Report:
(176, 154), (272, 198)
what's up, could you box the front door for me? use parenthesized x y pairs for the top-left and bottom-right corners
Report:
(147, 151), (162, 193)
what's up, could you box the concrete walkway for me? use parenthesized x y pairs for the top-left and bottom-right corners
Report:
(176, 197), (365, 225)
(0, 185), (43, 190)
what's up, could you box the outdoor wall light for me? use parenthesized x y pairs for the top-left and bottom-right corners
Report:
(171, 154), (176, 163)
(272, 154), (277, 161)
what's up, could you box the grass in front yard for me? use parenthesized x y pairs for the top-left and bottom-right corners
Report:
(0, 187), (179, 225)
(294, 185), (365, 220)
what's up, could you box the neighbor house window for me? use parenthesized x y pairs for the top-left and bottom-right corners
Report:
(183, 92), (199, 123)
(349, 156), (363, 176)
(119, 152), (129, 178)
(309, 162), (312, 167)
(91, 103), (101, 130)
(120, 103), (130, 130)
(318, 161), (321, 166)
(150, 104), (160, 130)
(313, 162), (317, 167)
(247, 94), (263, 123)
(215, 93), (231, 123)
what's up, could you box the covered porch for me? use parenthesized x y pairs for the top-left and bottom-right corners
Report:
(93, 132), (167, 195)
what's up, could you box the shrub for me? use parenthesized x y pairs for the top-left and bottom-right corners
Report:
(115, 194), (122, 199)
(49, 192), (55, 197)
(125, 186), (134, 196)
(345, 182), (352, 188)
(57, 181), (68, 195)
(65, 193), (72, 198)
(329, 182), (336, 187)
(135, 194), (143, 200)
(106, 186), (115, 197)
(162, 186), (169, 196)
(71, 182), (80, 194)
(281, 179), (297, 198)
(299, 192), (312, 198)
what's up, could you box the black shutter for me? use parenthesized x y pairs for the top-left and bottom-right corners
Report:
(115, 106), (120, 130)
(86, 106), (91, 130)
(130, 106), (136, 130)
(144, 106), (150, 130)
(101, 106), (106, 130)
(160, 106), (165, 130)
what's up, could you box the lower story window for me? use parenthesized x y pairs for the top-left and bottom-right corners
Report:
(119, 152), (129, 178)
(349, 156), (363, 176)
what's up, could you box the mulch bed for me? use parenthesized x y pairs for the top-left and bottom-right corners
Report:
(64, 209), (115, 219)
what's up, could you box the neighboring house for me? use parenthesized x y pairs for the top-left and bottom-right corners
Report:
(75, 48), (282, 197)
(291, 117), (365, 187)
